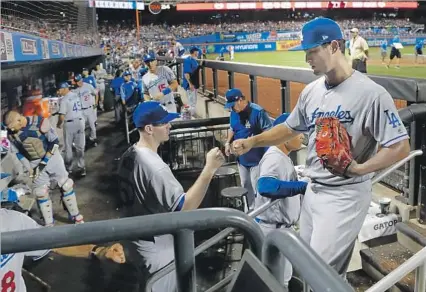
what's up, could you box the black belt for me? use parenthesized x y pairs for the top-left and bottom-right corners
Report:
(255, 218), (291, 229)
(162, 101), (173, 106)
(82, 106), (95, 110)
(66, 118), (82, 123)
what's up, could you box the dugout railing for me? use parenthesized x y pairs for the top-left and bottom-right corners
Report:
(157, 56), (426, 224)
(0, 208), (354, 292)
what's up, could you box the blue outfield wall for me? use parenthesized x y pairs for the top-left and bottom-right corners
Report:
(1, 30), (103, 64)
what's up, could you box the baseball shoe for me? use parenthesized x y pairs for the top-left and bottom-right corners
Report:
(72, 214), (84, 224)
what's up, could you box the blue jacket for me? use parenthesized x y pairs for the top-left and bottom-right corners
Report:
(230, 103), (272, 167)
(182, 56), (199, 90)
(110, 76), (125, 96)
(83, 75), (97, 88)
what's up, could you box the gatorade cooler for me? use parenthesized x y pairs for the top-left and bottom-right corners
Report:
(22, 90), (51, 118)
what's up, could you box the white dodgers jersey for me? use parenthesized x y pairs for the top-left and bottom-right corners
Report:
(1, 209), (50, 292)
(142, 66), (176, 104)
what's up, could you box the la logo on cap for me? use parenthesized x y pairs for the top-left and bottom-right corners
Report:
(322, 35), (329, 40)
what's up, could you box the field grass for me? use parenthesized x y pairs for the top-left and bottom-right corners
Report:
(208, 46), (426, 79)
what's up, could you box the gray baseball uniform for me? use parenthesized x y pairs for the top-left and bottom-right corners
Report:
(74, 83), (97, 141)
(142, 66), (177, 113)
(254, 146), (301, 287)
(93, 69), (107, 108)
(118, 145), (186, 292)
(1, 209), (50, 292)
(284, 70), (409, 276)
(59, 91), (85, 171)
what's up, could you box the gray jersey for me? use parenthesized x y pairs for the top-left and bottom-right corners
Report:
(59, 91), (83, 121)
(73, 83), (96, 109)
(254, 147), (301, 225)
(142, 66), (176, 104)
(285, 70), (409, 185)
(93, 69), (107, 83)
(118, 145), (183, 291)
(118, 145), (185, 216)
(0, 209), (50, 292)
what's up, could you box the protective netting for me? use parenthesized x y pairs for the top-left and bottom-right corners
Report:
(0, 1), (99, 46)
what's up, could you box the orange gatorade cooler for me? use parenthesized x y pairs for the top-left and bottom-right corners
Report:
(22, 90), (51, 118)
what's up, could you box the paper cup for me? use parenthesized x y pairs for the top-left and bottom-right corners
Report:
(379, 198), (392, 215)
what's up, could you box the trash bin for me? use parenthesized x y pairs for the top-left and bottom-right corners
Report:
(103, 80), (114, 111)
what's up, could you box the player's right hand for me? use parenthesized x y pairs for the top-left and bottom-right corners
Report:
(232, 138), (253, 156)
(206, 147), (225, 170)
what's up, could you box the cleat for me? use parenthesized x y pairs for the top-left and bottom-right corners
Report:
(72, 214), (84, 224)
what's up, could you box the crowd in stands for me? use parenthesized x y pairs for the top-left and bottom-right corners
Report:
(0, 12), (98, 46)
(170, 18), (423, 39)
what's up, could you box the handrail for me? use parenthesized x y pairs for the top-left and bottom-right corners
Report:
(0, 208), (263, 256)
(263, 230), (353, 292)
(365, 246), (426, 292)
(371, 150), (423, 185)
(145, 199), (281, 292)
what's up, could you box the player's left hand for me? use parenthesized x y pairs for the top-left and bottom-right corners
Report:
(345, 160), (363, 177)
(94, 243), (126, 264)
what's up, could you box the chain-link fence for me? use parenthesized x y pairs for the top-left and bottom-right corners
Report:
(0, 1), (99, 46)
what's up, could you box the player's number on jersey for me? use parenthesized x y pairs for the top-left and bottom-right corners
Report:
(73, 102), (81, 112)
(158, 84), (166, 92)
(2, 270), (16, 292)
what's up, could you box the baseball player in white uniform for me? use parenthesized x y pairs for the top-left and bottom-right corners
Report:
(233, 17), (410, 277)
(254, 113), (306, 287)
(141, 54), (179, 113)
(73, 74), (98, 146)
(56, 82), (86, 177)
(171, 40), (185, 58)
(228, 45), (235, 60)
(0, 209), (126, 292)
(0, 209), (50, 292)
(117, 101), (225, 292)
(4, 110), (84, 226)
(92, 64), (108, 111)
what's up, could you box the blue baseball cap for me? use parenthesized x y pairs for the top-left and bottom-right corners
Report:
(143, 53), (156, 63)
(82, 67), (89, 71)
(58, 82), (70, 89)
(292, 17), (343, 51)
(189, 46), (200, 54)
(224, 88), (243, 109)
(123, 70), (132, 77)
(74, 74), (83, 82)
(133, 101), (180, 128)
(273, 113), (290, 127)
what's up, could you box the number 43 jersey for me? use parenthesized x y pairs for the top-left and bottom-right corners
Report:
(142, 66), (176, 105)
(1, 209), (50, 292)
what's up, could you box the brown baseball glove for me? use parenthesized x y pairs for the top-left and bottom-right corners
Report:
(315, 117), (353, 176)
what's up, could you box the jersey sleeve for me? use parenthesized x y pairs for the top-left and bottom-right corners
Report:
(259, 152), (292, 181)
(16, 211), (51, 258)
(258, 110), (273, 132)
(163, 66), (177, 83)
(285, 91), (309, 133)
(58, 98), (68, 115)
(149, 166), (185, 212)
(183, 57), (192, 74)
(365, 92), (409, 147)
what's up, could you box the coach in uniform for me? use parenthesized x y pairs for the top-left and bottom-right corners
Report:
(141, 54), (179, 113)
(232, 17), (409, 278)
(349, 28), (369, 73)
(57, 82), (86, 177)
(93, 64), (108, 111)
(254, 113), (307, 288)
(224, 88), (272, 210)
(73, 74), (98, 146)
(4, 110), (84, 226)
(118, 101), (225, 292)
(82, 67), (97, 88)
(182, 46), (203, 117)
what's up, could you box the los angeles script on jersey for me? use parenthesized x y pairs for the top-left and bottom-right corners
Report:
(310, 105), (355, 124)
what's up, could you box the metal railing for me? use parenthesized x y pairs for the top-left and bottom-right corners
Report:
(263, 230), (353, 292)
(1, 208), (264, 292)
(366, 246), (426, 292)
(145, 199), (281, 292)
